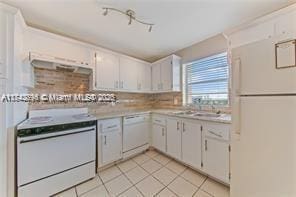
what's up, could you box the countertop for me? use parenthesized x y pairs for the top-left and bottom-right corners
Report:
(92, 109), (231, 124)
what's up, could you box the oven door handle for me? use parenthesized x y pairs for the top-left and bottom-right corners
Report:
(18, 128), (95, 144)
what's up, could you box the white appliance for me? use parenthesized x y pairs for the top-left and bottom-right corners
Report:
(29, 52), (92, 74)
(123, 114), (150, 158)
(17, 108), (96, 197)
(231, 36), (296, 197)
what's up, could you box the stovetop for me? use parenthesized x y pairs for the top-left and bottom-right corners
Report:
(17, 108), (97, 137)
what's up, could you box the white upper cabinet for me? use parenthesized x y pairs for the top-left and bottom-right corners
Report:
(24, 28), (93, 68)
(160, 57), (172, 91)
(152, 63), (161, 91)
(119, 56), (138, 91)
(95, 51), (120, 90)
(94, 51), (151, 92)
(137, 62), (151, 92)
(152, 54), (181, 92)
(227, 7), (296, 49)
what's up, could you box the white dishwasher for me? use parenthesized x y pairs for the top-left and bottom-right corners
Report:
(123, 114), (150, 158)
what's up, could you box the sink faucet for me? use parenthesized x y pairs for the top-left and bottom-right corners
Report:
(211, 105), (215, 111)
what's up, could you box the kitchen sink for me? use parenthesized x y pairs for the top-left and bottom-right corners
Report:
(172, 111), (221, 118)
(193, 113), (221, 118)
(172, 111), (197, 115)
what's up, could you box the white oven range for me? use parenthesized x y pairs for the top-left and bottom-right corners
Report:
(16, 108), (96, 197)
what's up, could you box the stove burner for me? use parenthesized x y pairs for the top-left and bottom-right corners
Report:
(28, 116), (53, 124)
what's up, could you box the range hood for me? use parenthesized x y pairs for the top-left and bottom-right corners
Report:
(29, 52), (92, 74)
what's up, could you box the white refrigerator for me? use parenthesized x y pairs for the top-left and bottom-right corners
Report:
(231, 36), (296, 197)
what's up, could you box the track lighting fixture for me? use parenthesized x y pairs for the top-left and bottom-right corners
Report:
(102, 7), (154, 32)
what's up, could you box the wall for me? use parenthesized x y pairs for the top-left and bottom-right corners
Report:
(176, 34), (228, 64)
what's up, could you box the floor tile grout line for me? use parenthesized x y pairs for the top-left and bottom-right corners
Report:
(74, 186), (78, 197)
(117, 159), (155, 197)
(130, 157), (168, 196)
(153, 176), (180, 197)
(114, 166), (139, 197)
(97, 170), (115, 197)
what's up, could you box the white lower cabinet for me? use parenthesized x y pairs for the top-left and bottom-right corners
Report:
(97, 118), (122, 167)
(101, 131), (122, 165)
(152, 115), (166, 153)
(181, 119), (202, 170)
(203, 122), (230, 183)
(166, 118), (182, 160)
(203, 137), (229, 183)
(152, 124), (166, 153)
(151, 114), (230, 184)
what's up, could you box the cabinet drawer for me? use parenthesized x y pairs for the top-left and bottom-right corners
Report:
(152, 115), (166, 126)
(204, 123), (230, 141)
(97, 118), (121, 133)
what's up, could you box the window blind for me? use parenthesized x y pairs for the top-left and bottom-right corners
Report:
(185, 52), (229, 105)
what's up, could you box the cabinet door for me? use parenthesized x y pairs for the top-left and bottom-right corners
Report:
(160, 57), (172, 91)
(101, 131), (122, 164)
(95, 51), (119, 90)
(152, 124), (166, 152)
(137, 62), (151, 92)
(203, 138), (229, 183)
(119, 56), (138, 90)
(182, 120), (202, 169)
(166, 118), (181, 160)
(152, 63), (161, 91)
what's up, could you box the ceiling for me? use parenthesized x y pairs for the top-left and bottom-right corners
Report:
(2, 0), (296, 62)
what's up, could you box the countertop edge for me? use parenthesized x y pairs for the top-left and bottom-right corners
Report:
(93, 110), (231, 124)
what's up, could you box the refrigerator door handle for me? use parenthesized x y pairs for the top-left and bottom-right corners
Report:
(232, 58), (241, 96)
(233, 97), (241, 136)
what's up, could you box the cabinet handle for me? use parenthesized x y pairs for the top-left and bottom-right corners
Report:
(205, 139), (208, 151)
(104, 135), (107, 145)
(107, 125), (117, 129)
(162, 128), (165, 136)
(182, 123), (185, 132)
(177, 121), (179, 130)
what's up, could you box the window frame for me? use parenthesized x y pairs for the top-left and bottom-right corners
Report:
(182, 52), (230, 107)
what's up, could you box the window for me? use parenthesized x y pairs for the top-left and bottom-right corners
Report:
(183, 52), (229, 106)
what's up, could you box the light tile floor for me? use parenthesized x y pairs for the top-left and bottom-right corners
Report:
(54, 150), (230, 197)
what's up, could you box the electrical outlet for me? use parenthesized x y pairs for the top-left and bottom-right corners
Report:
(173, 97), (178, 105)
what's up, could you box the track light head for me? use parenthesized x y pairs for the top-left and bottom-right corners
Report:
(128, 16), (132, 25)
(149, 25), (152, 32)
(103, 8), (108, 16)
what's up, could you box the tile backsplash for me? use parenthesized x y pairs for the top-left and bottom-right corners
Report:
(29, 68), (230, 114)
(29, 68), (154, 113)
